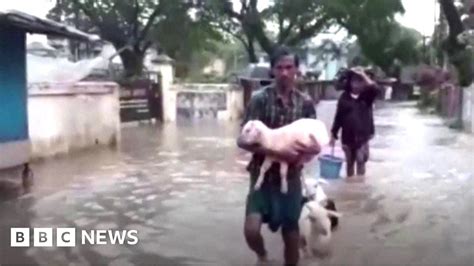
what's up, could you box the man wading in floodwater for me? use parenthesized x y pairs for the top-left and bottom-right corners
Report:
(330, 67), (379, 180)
(237, 46), (320, 266)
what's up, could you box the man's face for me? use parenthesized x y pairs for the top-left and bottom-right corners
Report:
(350, 75), (365, 95)
(271, 55), (298, 89)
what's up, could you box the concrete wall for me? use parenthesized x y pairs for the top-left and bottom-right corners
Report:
(27, 82), (121, 159)
(437, 85), (462, 120)
(167, 83), (243, 121)
(462, 85), (474, 133)
(226, 87), (245, 121)
(154, 64), (177, 122)
(153, 60), (245, 123)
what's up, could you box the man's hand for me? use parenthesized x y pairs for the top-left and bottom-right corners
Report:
(351, 67), (375, 86)
(294, 138), (321, 155)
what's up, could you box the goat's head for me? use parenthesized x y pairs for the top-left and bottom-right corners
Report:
(239, 120), (267, 145)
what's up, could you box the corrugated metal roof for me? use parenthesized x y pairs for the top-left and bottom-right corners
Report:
(0, 9), (98, 42)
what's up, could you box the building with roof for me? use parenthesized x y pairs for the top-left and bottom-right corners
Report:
(0, 10), (97, 169)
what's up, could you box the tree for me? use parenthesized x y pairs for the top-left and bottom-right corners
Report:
(48, 0), (198, 78)
(203, 0), (331, 62)
(151, 3), (223, 79)
(431, 0), (474, 128)
(439, 0), (474, 87)
(322, 0), (422, 75)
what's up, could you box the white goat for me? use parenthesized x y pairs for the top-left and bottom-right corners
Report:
(239, 118), (330, 194)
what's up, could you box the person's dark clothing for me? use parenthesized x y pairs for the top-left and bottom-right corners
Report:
(331, 85), (379, 149)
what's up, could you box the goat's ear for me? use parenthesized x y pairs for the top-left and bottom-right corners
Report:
(327, 210), (342, 218)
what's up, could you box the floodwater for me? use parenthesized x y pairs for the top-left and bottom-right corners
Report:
(0, 101), (473, 266)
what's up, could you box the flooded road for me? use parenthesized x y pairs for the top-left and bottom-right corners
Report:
(0, 101), (473, 266)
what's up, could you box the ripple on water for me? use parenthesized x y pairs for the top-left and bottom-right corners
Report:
(199, 171), (212, 176)
(412, 172), (435, 180)
(169, 191), (187, 198)
(170, 172), (186, 177)
(157, 151), (181, 157)
(172, 177), (199, 183)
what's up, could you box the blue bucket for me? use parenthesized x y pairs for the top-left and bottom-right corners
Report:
(318, 154), (343, 179)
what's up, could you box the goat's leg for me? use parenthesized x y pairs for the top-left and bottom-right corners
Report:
(301, 171), (312, 199)
(279, 162), (289, 194)
(254, 157), (273, 191)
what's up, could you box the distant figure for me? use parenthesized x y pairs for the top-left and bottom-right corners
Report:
(330, 67), (379, 180)
(21, 163), (34, 192)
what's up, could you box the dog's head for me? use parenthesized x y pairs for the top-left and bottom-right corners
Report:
(304, 178), (329, 201)
(239, 120), (266, 145)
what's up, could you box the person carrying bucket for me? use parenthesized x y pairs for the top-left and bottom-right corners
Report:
(330, 67), (379, 180)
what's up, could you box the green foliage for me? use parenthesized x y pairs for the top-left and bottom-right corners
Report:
(201, 0), (330, 61)
(151, 3), (223, 79)
(49, 0), (426, 82)
(183, 39), (249, 83)
(322, 0), (422, 74)
(438, 0), (474, 87)
(48, 0), (210, 78)
(449, 48), (474, 86)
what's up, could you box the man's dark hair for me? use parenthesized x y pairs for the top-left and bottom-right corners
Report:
(270, 46), (300, 68)
(335, 68), (352, 91)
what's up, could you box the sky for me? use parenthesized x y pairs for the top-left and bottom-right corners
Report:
(0, 0), (438, 42)
(397, 0), (439, 36)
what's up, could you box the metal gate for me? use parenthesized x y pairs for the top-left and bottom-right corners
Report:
(119, 78), (162, 123)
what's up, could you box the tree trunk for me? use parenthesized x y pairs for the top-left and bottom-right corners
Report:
(117, 48), (145, 78)
(439, 0), (464, 50)
(247, 42), (258, 63)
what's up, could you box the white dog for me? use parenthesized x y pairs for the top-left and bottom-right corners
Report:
(299, 199), (342, 258)
(239, 118), (330, 193)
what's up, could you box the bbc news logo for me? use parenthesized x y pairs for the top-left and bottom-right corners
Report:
(11, 228), (139, 247)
